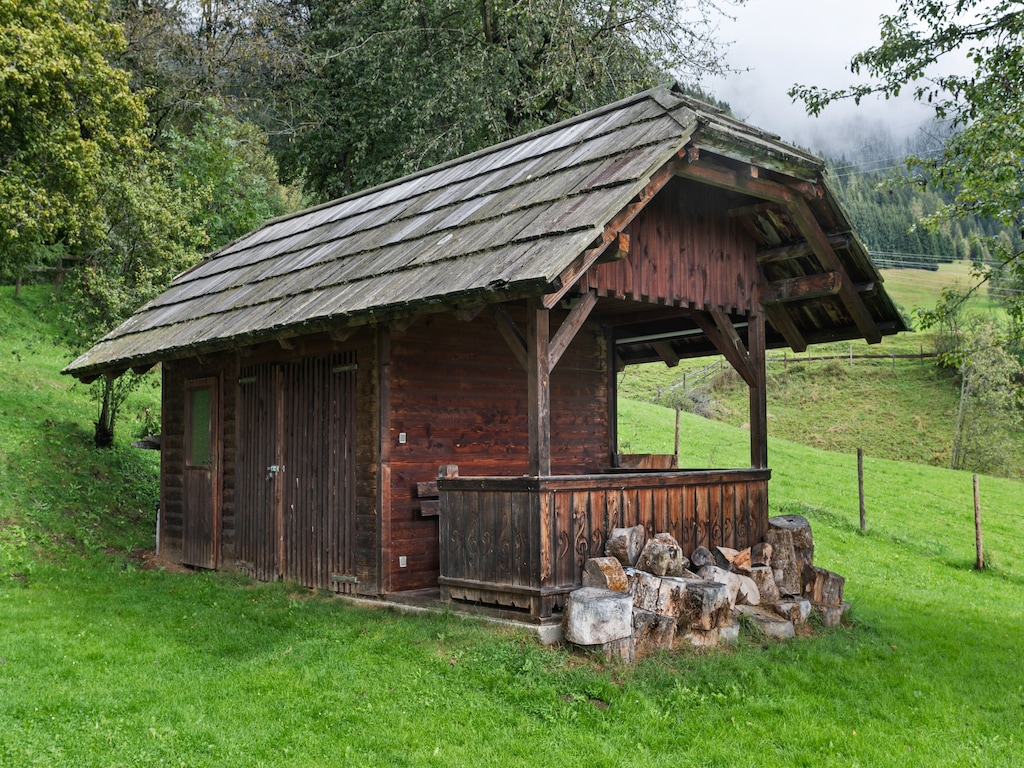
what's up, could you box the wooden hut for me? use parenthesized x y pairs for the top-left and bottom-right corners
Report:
(64, 84), (906, 618)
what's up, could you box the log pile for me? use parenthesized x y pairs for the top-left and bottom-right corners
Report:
(562, 514), (850, 661)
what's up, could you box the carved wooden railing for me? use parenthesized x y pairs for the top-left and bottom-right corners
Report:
(437, 469), (770, 618)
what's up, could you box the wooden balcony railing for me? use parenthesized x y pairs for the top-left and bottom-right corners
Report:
(437, 469), (770, 618)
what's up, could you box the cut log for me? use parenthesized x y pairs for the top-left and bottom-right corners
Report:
(635, 532), (689, 577)
(562, 587), (634, 646)
(775, 598), (812, 626)
(736, 573), (760, 606)
(735, 605), (796, 640)
(813, 600), (851, 628)
(605, 525), (646, 567)
(625, 568), (664, 614)
(732, 547), (752, 574)
(750, 564), (780, 604)
(769, 514), (814, 573)
(751, 541), (773, 567)
(801, 565), (845, 606)
(763, 528), (800, 596)
(689, 546), (714, 569)
(678, 578), (731, 631)
(632, 609), (677, 658)
(713, 546), (739, 569)
(697, 565), (741, 609)
(582, 557), (628, 592)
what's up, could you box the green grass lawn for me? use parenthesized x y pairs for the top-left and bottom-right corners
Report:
(3, 285), (1024, 766)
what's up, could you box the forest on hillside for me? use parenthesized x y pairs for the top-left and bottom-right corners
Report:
(821, 126), (1023, 272)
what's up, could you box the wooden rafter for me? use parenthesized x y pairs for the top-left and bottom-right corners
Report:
(677, 156), (882, 344)
(757, 234), (851, 264)
(760, 271), (842, 304)
(691, 310), (756, 387)
(764, 305), (808, 353)
(786, 198), (882, 343)
(489, 305), (528, 370)
(652, 342), (680, 367)
(548, 290), (597, 370)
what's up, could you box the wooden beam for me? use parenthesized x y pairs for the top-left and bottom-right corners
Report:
(390, 316), (415, 333)
(748, 311), (768, 469)
(527, 300), (551, 476)
(548, 290), (597, 370)
(453, 304), (484, 322)
(764, 305), (808, 353)
(543, 158), (681, 309)
(652, 342), (680, 367)
(760, 271), (842, 304)
(757, 234), (851, 264)
(328, 327), (356, 343)
(613, 232), (630, 260)
(678, 157), (880, 344)
(691, 311), (756, 387)
(676, 158), (816, 205)
(489, 304), (528, 371)
(786, 198), (882, 343)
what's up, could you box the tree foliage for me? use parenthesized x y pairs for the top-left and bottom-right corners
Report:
(791, 1), (1024, 307)
(0, 0), (148, 284)
(274, 0), (741, 201)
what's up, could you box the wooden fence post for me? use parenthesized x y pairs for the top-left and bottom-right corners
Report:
(674, 406), (681, 464)
(858, 448), (866, 532)
(974, 474), (984, 570)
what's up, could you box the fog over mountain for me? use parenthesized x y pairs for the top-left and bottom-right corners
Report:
(703, 0), (938, 158)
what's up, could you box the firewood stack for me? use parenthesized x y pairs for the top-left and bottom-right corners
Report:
(562, 514), (849, 661)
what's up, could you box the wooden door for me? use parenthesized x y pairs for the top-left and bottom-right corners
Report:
(235, 364), (280, 581)
(182, 377), (220, 568)
(235, 354), (357, 589)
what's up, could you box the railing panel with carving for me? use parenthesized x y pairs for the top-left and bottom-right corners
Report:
(438, 469), (770, 617)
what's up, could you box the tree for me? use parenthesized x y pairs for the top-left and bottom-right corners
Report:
(791, 1), (1024, 308)
(166, 100), (299, 250)
(62, 154), (206, 447)
(274, 0), (741, 201)
(0, 0), (148, 289)
(949, 320), (1023, 476)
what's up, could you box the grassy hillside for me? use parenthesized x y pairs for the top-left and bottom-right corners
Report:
(3, 285), (1024, 765)
(620, 262), (1024, 476)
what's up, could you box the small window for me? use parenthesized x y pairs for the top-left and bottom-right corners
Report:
(188, 386), (212, 467)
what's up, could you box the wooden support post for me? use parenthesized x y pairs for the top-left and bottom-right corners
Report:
(748, 311), (768, 469)
(527, 300), (551, 477)
(858, 448), (866, 532)
(974, 474), (984, 570)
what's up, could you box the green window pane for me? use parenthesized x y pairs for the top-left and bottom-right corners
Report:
(190, 387), (211, 466)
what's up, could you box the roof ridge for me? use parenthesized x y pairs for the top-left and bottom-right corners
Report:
(231, 84), (680, 234)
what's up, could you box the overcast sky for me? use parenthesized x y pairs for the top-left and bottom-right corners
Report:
(703, 0), (936, 152)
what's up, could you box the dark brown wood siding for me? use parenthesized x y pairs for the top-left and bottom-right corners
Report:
(583, 178), (758, 314)
(386, 309), (610, 592)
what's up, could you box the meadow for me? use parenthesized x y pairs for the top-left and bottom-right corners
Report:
(1, 281), (1022, 766)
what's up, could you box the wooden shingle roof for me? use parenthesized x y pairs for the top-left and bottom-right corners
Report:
(64, 84), (904, 381)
